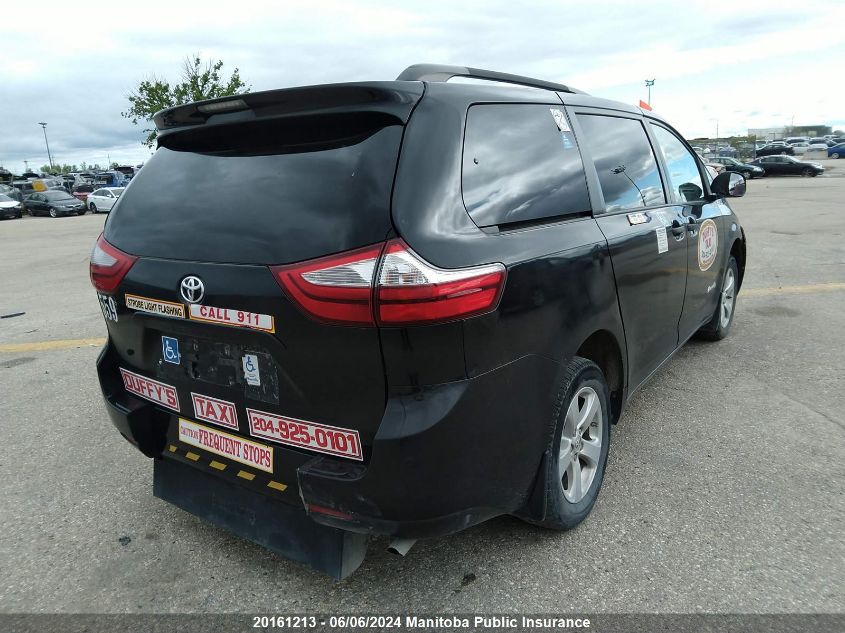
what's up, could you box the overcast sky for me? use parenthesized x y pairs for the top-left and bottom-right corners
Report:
(2, 0), (843, 173)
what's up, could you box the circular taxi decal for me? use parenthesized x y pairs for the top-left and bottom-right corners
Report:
(698, 219), (718, 271)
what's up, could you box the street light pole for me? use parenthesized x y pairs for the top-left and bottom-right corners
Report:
(38, 122), (54, 171)
(645, 79), (655, 105)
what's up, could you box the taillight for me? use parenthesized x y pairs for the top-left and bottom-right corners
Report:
(376, 239), (506, 325)
(272, 239), (506, 327)
(89, 233), (137, 293)
(270, 244), (384, 325)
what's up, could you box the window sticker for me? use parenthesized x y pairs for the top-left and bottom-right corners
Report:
(656, 227), (669, 254)
(549, 108), (571, 132)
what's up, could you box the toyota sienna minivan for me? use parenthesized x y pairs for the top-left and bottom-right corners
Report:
(92, 64), (747, 578)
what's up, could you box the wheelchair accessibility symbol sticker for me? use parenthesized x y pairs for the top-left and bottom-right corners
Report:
(242, 353), (261, 386)
(162, 336), (181, 365)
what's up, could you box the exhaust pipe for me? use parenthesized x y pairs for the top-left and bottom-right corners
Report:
(387, 538), (417, 557)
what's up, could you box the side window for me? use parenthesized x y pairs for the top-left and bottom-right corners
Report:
(650, 125), (705, 202)
(462, 104), (591, 227)
(576, 114), (665, 211)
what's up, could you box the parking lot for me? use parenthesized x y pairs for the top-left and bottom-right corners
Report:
(1, 171), (843, 614)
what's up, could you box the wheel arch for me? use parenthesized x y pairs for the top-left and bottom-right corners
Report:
(731, 231), (746, 291)
(575, 329), (625, 424)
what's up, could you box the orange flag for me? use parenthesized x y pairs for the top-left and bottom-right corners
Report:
(639, 100), (652, 111)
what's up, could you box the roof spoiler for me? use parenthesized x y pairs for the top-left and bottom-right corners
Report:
(153, 82), (424, 133)
(396, 63), (585, 94)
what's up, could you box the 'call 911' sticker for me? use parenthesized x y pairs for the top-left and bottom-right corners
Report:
(189, 304), (275, 333)
(97, 293), (118, 322)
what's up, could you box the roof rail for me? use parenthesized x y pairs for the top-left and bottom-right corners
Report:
(396, 63), (584, 94)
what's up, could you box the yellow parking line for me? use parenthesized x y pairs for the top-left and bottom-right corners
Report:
(237, 470), (256, 481)
(267, 480), (288, 492)
(209, 460), (227, 471)
(0, 337), (106, 353)
(742, 282), (845, 298)
(185, 452), (200, 462)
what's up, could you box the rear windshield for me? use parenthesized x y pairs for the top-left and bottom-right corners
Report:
(105, 119), (403, 265)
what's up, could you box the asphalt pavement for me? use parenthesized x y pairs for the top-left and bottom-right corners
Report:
(0, 170), (843, 614)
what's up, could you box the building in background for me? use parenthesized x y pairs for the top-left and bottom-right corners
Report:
(748, 125), (832, 141)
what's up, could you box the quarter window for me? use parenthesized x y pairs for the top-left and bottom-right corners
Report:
(462, 104), (591, 227)
(650, 125), (705, 202)
(576, 114), (665, 211)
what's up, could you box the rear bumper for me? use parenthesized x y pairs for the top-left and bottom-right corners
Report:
(97, 342), (558, 540)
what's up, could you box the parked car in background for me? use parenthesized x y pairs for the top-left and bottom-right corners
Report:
(807, 142), (828, 152)
(11, 180), (36, 197)
(828, 143), (845, 159)
(704, 161), (725, 175)
(749, 155), (824, 177)
(0, 193), (24, 219)
(0, 183), (24, 204)
(757, 144), (795, 157)
(711, 157), (765, 179)
(24, 190), (87, 216)
(717, 146), (738, 158)
(785, 137), (808, 146)
(72, 183), (95, 204)
(790, 142), (809, 154)
(87, 187), (124, 213)
(93, 171), (127, 188)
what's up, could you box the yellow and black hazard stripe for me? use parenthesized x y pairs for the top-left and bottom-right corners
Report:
(166, 443), (290, 495)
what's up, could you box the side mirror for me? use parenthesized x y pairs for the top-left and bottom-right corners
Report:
(710, 171), (746, 198)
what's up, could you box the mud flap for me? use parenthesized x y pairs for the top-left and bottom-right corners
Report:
(153, 458), (367, 579)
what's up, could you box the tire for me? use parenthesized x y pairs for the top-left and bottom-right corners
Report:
(697, 256), (738, 341)
(15, 211), (22, 219)
(90, 204), (97, 214)
(527, 357), (611, 531)
(801, 167), (814, 177)
(831, 153), (840, 159)
(49, 207), (58, 218)
(742, 171), (752, 180)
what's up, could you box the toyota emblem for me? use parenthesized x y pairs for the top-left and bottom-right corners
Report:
(180, 276), (204, 304)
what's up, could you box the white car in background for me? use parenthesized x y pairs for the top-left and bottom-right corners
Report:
(87, 187), (124, 213)
(790, 142), (809, 155)
(808, 142), (828, 151)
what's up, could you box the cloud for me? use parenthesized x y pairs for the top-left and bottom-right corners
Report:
(2, 0), (844, 172)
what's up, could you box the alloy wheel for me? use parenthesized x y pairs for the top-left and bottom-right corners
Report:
(558, 386), (604, 503)
(720, 268), (736, 329)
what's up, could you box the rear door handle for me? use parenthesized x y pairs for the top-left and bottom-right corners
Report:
(671, 219), (686, 236)
(686, 217), (698, 232)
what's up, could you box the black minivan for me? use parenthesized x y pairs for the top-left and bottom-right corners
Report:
(92, 64), (747, 578)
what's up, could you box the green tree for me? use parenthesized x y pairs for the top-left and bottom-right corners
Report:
(123, 55), (249, 147)
(39, 163), (76, 174)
